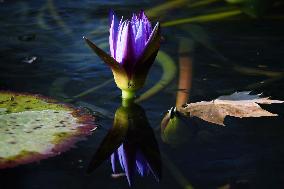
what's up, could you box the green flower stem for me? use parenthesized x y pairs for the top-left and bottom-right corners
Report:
(121, 98), (135, 108)
(121, 90), (136, 100)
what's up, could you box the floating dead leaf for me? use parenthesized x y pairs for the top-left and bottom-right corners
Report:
(0, 91), (96, 169)
(180, 91), (283, 126)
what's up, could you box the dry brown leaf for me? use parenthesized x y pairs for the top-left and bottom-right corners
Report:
(181, 91), (283, 126)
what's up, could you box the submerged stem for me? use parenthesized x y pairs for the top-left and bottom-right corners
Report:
(162, 9), (242, 27)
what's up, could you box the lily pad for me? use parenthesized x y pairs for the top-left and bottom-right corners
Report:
(0, 91), (96, 169)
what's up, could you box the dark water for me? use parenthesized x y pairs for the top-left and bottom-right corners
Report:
(1, 0), (284, 188)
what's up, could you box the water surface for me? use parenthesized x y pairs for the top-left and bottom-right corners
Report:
(1, 0), (284, 188)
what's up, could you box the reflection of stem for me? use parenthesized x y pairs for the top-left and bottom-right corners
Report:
(188, 0), (221, 8)
(175, 38), (193, 110)
(233, 65), (283, 77)
(89, 25), (109, 36)
(49, 77), (70, 98)
(264, 15), (284, 20)
(37, 4), (50, 30)
(72, 79), (113, 99)
(162, 9), (242, 27)
(146, 0), (189, 18)
(18, 2), (29, 21)
(176, 56), (193, 109)
(135, 51), (177, 103)
(47, 0), (72, 35)
(75, 101), (114, 119)
(162, 152), (194, 189)
(146, 0), (222, 18)
(245, 75), (284, 90)
(209, 57), (284, 78)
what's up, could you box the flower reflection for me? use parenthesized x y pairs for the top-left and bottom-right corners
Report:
(88, 100), (161, 186)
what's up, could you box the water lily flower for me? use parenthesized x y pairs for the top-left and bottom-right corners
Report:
(88, 100), (161, 186)
(84, 11), (161, 99)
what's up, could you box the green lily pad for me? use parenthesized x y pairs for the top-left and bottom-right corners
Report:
(0, 91), (96, 169)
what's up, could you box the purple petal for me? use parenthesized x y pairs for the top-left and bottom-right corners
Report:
(117, 143), (136, 186)
(133, 21), (146, 58)
(115, 21), (129, 63)
(116, 21), (136, 78)
(130, 11), (152, 59)
(117, 145), (125, 170)
(141, 11), (152, 39)
(135, 150), (148, 176)
(109, 11), (119, 58)
(131, 13), (139, 35)
(146, 22), (159, 46)
(108, 11), (158, 79)
(111, 152), (118, 173)
(123, 144), (133, 186)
